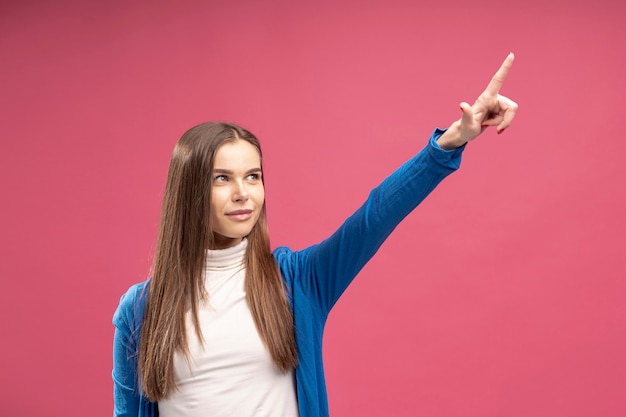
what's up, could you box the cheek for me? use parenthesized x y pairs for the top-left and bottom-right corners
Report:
(255, 187), (265, 206)
(210, 189), (228, 208)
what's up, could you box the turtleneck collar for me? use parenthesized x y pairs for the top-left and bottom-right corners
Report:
(205, 239), (247, 271)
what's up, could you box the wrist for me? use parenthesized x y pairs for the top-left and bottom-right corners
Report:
(436, 120), (466, 150)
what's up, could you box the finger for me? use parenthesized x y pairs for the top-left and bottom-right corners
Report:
(496, 96), (519, 132)
(481, 117), (503, 127)
(484, 52), (515, 96)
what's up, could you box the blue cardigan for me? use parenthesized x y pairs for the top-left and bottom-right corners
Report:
(113, 129), (464, 417)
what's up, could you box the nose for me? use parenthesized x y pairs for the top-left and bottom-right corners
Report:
(233, 180), (249, 202)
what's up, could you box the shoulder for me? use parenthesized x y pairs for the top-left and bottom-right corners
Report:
(273, 246), (295, 275)
(273, 246), (292, 261)
(112, 280), (150, 329)
(272, 245), (311, 286)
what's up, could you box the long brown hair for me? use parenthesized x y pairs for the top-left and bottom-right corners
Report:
(138, 122), (297, 401)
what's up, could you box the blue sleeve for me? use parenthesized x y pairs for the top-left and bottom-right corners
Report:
(112, 283), (149, 417)
(275, 129), (464, 315)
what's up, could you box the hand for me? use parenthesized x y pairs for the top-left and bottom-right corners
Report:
(438, 53), (519, 150)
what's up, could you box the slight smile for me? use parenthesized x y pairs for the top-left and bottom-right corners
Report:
(225, 209), (253, 221)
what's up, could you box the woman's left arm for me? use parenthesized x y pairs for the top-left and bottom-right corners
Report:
(288, 131), (463, 313)
(281, 53), (518, 314)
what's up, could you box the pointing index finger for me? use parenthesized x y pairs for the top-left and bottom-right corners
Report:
(484, 52), (514, 96)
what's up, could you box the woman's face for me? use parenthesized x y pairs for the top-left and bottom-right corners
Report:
(209, 139), (265, 249)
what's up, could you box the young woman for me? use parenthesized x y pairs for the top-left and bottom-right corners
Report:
(113, 54), (518, 417)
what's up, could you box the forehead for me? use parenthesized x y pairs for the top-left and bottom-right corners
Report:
(213, 140), (261, 169)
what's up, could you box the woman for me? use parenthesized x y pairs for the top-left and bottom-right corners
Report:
(113, 54), (518, 417)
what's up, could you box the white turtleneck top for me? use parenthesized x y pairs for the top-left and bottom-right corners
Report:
(158, 239), (299, 417)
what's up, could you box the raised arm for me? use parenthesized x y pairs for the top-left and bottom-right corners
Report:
(276, 53), (519, 315)
(275, 131), (464, 314)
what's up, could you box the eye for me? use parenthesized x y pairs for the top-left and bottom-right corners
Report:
(247, 172), (262, 181)
(214, 174), (228, 183)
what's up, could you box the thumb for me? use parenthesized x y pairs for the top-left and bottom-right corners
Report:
(460, 102), (474, 128)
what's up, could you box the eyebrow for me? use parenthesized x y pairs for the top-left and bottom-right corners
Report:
(212, 168), (262, 174)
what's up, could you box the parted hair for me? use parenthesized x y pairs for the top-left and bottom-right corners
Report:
(138, 122), (297, 401)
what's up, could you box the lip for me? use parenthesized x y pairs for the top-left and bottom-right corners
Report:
(225, 209), (253, 221)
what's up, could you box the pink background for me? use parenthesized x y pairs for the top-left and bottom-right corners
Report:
(1, 0), (625, 416)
